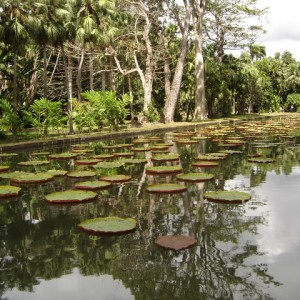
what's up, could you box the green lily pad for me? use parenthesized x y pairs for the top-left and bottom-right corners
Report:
(67, 170), (96, 178)
(113, 152), (134, 158)
(11, 173), (54, 184)
(192, 161), (219, 168)
(155, 235), (197, 250)
(18, 160), (50, 166)
(0, 166), (10, 172)
(75, 159), (101, 165)
(93, 161), (124, 169)
(204, 191), (251, 203)
(151, 154), (180, 162)
(49, 152), (78, 160)
(0, 153), (18, 158)
(146, 166), (182, 175)
(74, 180), (112, 190)
(0, 185), (21, 198)
(196, 154), (226, 161)
(91, 154), (114, 160)
(132, 147), (150, 152)
(247, 157), (275, 163)
(72, 149), (93, 154)
(100, 174), (132, 183)
(32, 151), (50, 156)
(220, 150), (243, 154)
(78, 216), (136, 235)
(46, 169), (68, 177)
(174, 139), (198, 144)
(118, 158), (147, 164)
(0, 171), (32, 180)
(45, 190), (97, 204)
(176, 172), (214, 183)
(146, 183), (187, 194)
(150, 145), (169, 151)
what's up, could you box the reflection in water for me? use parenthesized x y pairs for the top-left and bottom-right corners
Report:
(1, 126), (300, 299)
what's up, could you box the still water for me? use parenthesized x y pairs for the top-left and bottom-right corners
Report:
(1, 122), (300, 300)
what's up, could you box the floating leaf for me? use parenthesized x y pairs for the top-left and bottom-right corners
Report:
(146, 166), (182, 175)
(74, 180), (112, 190)
(32, 151), (50, 156)
(113, 152), (134, 158)
(49, 152), (78, 160)
(118, 158), (147, 164)
(78, 216), (136, 234)
(176, 172), (214, 182)
(146, 183), (187, 193)
(192, 161), (219, 168)
(0, 185), (21, 198)
(45, 190), (97, 204)
(0, 171), (32, 179)
(151, 154), (180, 162)
(46, 169), (68, 177)
(155, 235), (197, 250)
(100, 174), (131, 183)
(18, 160), (50, 166)
(67, 170), (96, 178)
(93, 161), (124, 169)
(0, 153), (18, 158)
(11, 173), (53, 184)
(75, 159), (101, 165)
(0, 166), (10, 173)
(91, 154), (114, 160)
(174, 139), (198, 144)
(247, 157), (275, 163)
(204, 191), (251, 203)
(196, 154), (226, 161)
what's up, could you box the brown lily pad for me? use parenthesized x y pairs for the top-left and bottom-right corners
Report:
(0, 166), (10, 173)
(155, 235), (197, 250)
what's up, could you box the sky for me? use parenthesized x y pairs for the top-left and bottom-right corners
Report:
(257, 0), (300, 60)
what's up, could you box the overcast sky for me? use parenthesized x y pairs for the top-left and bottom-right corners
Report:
(257, 0), (300, 60)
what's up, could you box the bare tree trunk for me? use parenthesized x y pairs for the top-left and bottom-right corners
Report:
(43, 47), (48, 98)
(13, 52), (18, 114)
(77, 47), (85, 100)
(61, 45), (74, 134)
(25, 55), (39, 106)
(192, 0), (208, 121)
(101, 67), (106, 90)
(89, 51), (94, 90)
(163, 4), (192, 123)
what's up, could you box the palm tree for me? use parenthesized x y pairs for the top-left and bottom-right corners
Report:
(249, 44), (266, 61)
(0, 1), (32, 113)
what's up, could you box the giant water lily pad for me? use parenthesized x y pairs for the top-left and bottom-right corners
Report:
(46, 169), (68, 177)
(118, 158), (147, 164)
(192, 161), (219, 168)
(32, 151), (50, 156)
(100, 174), (131, 183)
(67, 170), (96, 178)
(18, 160), (50, 166)
(113, 152), (134, 158)
(78, 216), (136, 235)
(93, 161), (124, 169)
(49, 152), (78, 160)
(91, 154), (114, 160)
(247, 157), (275, 163)
(0, 166), (10, 172)
(151, 154), (180, 162)
(11, 173), (53, 184)
(155, 235), (197, 250)
(75, 159), (101, 166)
(146, 183), (187, 194)
(176, 172), (214, 183)
(0, 185), (21, 198)
(204, 191), (251, 203)
(196, 154), (226, 161)
(0, 171), (32, 180)
(74, 180), (112, 190)
(132, 147), (150, 152)
(146, 166), (182, 175)
(0, 153), (18, 158)
(174, 139), (198, 144)
(45, 190), (97, 204)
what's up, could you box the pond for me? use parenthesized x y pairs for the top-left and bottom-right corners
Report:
(1, 117), (300, 300)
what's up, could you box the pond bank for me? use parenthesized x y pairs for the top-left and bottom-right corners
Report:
(0, 113), (289, 152)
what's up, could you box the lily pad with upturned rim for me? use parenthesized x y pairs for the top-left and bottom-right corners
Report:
(17, 160), (50, 166)
(11, 173), (54, 184)
(192, 161), (219, 168)
(67, 170), (96, 178)
(46, 169), (68, 177)
(146, 183), (187, 194)
(45, 190), (97, 204)
(0, 166), (10, 173)
(78, 216), (136, 235)
(146, 166), (182, 175)
(49, 152), (78, 160)
(0, 153), (18, 158)
(176, 172), (214, 183)
(118, 158), (147, 164)
(100, 174), (132, 183)
(204, 191), (251, 203)
(74, 180), (112, 190)
(0, 171), (32, 180)
(247, 157), (275, 163)
(75, 159), (101, 166)
(91, 154), (114, 160)
(93, 161), (124, 169)
(0, 185), (21, 198)
(155, 235), (197, 250)
(151, 154), (180, 162)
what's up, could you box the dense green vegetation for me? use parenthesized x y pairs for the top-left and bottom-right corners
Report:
(0, 0), (299, 138)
